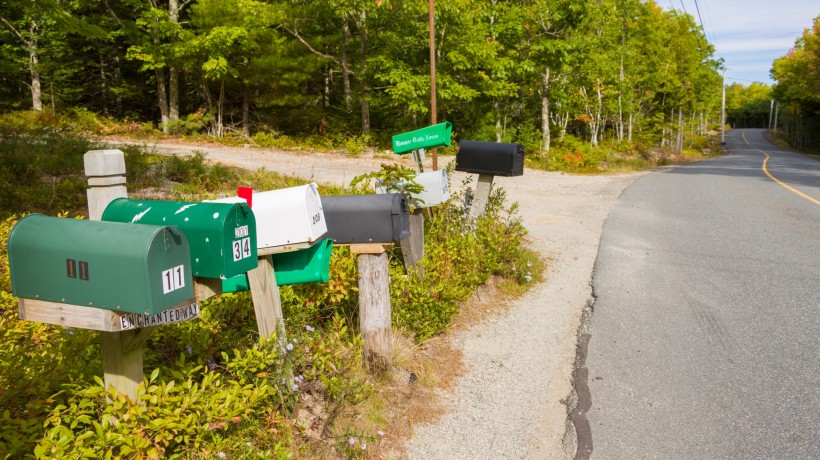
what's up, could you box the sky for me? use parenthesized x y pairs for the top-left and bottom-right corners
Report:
(667, 0), (818, 86)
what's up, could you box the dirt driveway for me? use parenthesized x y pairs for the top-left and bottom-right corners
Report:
(106, 140), (640, 459)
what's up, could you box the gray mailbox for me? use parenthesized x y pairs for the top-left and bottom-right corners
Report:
(455, 140), (524, 177)
(321, 194), (411, 244)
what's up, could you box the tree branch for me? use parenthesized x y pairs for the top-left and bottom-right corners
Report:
(102, 0), (124, 27)
(0, 14), (31, 46)
(279, 24), (355, 76)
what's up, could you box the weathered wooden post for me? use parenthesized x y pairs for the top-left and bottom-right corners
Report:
(455, 140), (525, 217)
(400, 210), (425, 272)
(352, 244), (393, 371)
(86, 150), (146, 400)
(246, 255), (286, 344)
(469, 174), (494, 219)
(321, 194), (411, 373)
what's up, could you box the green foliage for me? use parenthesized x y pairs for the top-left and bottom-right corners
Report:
(350, 163), (425, 206)
(2, 0), (723, 157)
(771, 15), (820, 151)
(35, 358), (278, 458)
(0, 151), (539, 457)
(0, 118), (95, 218)
(390, 180), (534, 340)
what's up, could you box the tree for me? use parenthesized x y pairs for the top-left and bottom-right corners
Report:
(0, 0), (103, 111)
(771, 15), (820, 150)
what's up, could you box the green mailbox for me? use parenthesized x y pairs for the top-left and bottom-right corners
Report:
(392, 121), (453, 154)
(222, 238), (333, 292)
(273, 238), (333, 286)
(8, 214), (194, 315)
(102, 198), (258, 280)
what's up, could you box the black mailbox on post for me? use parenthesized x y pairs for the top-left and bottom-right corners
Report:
(321, 194), (411, 244)
(455, 140), (524, 177)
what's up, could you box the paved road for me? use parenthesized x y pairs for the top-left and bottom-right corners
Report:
(583, 129), (820, 459)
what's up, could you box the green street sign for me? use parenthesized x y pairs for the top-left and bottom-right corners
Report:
(392, 121), (452, 154)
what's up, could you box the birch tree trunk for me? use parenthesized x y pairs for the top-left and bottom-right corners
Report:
(494, 99), (503, 143)
(618, 51), (624, 142)
(342, 19), (352, 112)
(100, 50), (109, 115)
(215, 79), (225, 137)
(28, 23), (43, 111)
(323, 65), (331, 108)
(359, 11), (370, 136)
(242, 82), (250, 138)
(541, 67), (551, 156)
(168, 0), (181, 124)
(156, 68), (170, 133)
(675, 108), (684, 153)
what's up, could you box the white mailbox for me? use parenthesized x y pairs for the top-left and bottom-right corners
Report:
(375, 169), (450, 208)
(209, 183), (327, 253)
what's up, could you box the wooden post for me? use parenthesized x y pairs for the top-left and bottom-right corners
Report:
(85, 149), (145, 400)
(246, 255), (286, 347)
(469, 173), (494, 218)
(85, 150), (128, 221)
(400, 209), (425, 276)
(352, 244), (393, 373)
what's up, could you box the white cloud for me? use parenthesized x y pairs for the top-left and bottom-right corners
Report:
(716, 37), (797, 53)
(668, 0), (817, 83)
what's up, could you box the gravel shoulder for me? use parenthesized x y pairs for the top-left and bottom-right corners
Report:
(106, 139), (641, 459)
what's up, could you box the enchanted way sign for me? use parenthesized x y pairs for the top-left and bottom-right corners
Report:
(118, 302), (200, 331)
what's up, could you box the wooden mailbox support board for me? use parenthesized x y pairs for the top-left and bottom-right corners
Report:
(246, 255), (286, 347)
(399, 209), (425, 276)
(351, 244), (393, 373)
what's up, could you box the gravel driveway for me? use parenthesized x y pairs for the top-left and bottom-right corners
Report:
(106, 140), (640, 459)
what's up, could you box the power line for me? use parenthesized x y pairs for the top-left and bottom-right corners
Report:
(699, 0), (718, 45)
(692, 0), (713, 43)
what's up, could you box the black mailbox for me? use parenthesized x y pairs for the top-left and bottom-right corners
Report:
(321, 194), (411, 244)
(455, 140), (524, 177)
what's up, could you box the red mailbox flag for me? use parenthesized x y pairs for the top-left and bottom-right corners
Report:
(238, 187), (253, 209)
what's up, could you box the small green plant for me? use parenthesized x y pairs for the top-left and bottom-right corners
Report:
(350, 163), (425, 207)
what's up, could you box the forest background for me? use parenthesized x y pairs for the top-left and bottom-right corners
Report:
(0, 0), (804, 163)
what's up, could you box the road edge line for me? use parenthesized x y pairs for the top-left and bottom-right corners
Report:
(760, 152), (820, 205)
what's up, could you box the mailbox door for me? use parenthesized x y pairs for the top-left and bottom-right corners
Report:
(455, 140), (525, 177)
(389, 194), (412, 241)
(102, 198), (257, 279)
(8, 214), (193, 315)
